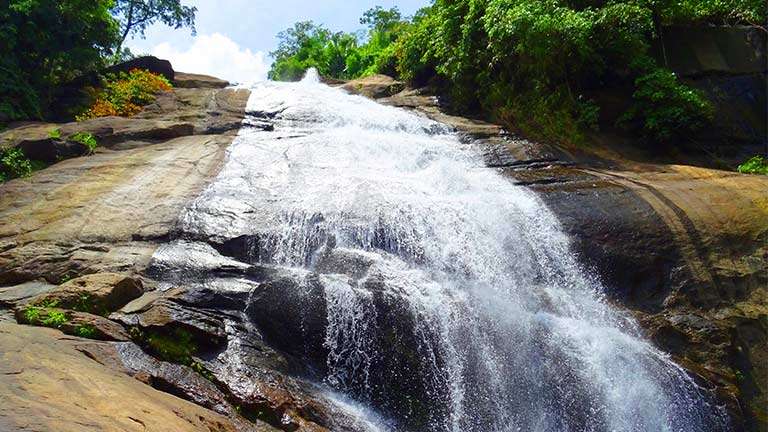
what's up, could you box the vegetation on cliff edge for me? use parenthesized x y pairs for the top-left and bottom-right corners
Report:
(269, 1), (764, 147)
(0, 0), (195, 124)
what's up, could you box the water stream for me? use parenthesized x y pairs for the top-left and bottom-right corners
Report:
(168, 70), (729, 431)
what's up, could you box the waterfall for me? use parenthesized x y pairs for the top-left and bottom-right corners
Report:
(173, 69), (730, 431)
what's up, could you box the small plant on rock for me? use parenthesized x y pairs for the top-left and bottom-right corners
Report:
(737, 156), (768, 175)
(74, 324), (97, 338)
(0, 147), (33, 180)
(70, 132), (98, 153)
(146, 328), (197, 364)
(48, 128), (62, 139)
(41, 309), (68, 328)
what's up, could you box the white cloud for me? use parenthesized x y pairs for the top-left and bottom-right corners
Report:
(151, 33), (269, 84)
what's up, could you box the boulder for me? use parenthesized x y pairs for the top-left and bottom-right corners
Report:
(60, 117), (195, 147)
(175, 72), (230, 89)
(341, 75), (405, 99)
(29, 273), (143, 315)
(113, 295), (228, 348)
(15, 306), (131, 342)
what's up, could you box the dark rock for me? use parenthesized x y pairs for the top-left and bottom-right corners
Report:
(105, 56), (175, 81)
(245, 272), (328, 366)
(17, 138), (89, 163)
(113, 294), (228, 349)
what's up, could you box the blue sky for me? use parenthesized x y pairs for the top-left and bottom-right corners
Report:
(126, 0), (430, 83)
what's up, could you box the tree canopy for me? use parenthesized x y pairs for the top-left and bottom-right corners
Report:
(269, 0), (765, 144)
(0, 0), (197, 123)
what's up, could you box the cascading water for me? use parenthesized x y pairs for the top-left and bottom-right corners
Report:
(171, 69), (730, 431)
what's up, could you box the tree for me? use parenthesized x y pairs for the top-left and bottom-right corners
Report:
(111, 0), (197, 52)
(360, 6), (402, 33)
(0, 0), (119, 121)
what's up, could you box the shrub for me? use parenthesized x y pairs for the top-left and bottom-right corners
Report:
(74, 324), (97, 338)
(21, 305), (69, 329)
(737, 156), (768, 175)
(77, 69), (172, 121)
(620, 64), (714, 142)
(0, 148), (33, 180)
(70, 132), (98, 153)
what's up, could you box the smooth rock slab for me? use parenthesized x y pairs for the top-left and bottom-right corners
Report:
(0, 322), (261, 432)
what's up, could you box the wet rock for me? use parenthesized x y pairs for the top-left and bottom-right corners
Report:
(29, 273), (143, 314)
(175, 72), (230, 88)
(245, 272), (328, 366)
(525, 164), (768, 430)
(314, 247), (376, 280)
(113, 294), (228, 349)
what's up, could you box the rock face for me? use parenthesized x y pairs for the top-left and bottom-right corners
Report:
(0, 322), (269, 432)
(344, 75), (768, 431)
(2, 66), (765, 432)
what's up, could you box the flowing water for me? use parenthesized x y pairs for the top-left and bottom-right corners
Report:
(170, 69), (729, 431)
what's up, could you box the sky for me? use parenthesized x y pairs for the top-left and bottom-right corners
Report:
(126, 0), (430, 84)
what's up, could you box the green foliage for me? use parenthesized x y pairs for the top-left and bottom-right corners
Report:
(146, 328), (197, 364)
(48, 128), (62, 139)
(270, 1), (765, 146)
(77, 69), (172, 120)
(737, 156), (768, 175)
(42, 309), (68, 328)
(21, 305), (69, 329)
(23, 306), (41, 324)
(0, 148), (33, 180)
(620, 62), (714, 141)
(70, 132), (99, 153)
(74, 324), (97, 339)
(0, 0), (119, 122)
(269, 7), (407, 81)
(652, 0), (766, 24)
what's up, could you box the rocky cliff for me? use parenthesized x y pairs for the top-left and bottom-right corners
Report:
(0, 70), (765, 432)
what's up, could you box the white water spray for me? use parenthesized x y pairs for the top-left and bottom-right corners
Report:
(178, 68), (730, 432)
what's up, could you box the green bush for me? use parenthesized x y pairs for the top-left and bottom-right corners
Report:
(0, 148), (33, 180)
(269, 2), (740, 147)
(0, 0), (119, 122)
(620, 62), (714, 141)
(77, 69), (173, 120)
(21, 305), (69, 329)
(70, 132), (98, 153)
(737, 156), (768, 175)
(74, 324), (97, 338)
